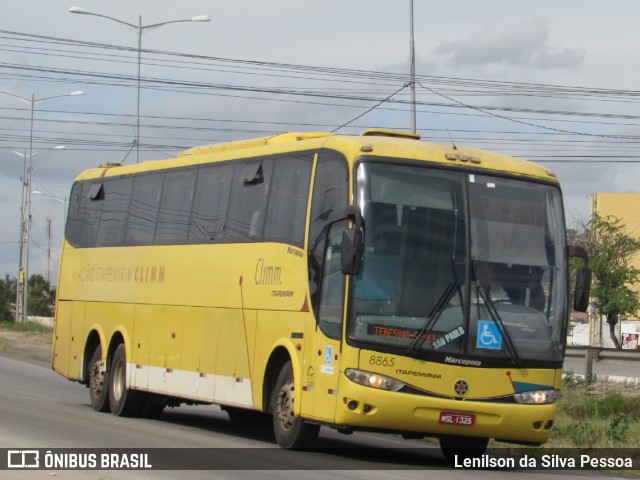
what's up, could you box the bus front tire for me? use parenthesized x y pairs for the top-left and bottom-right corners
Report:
(271, 361), (319, 449)
(87, 344), (110, 412)
(108, 343), (142, 417)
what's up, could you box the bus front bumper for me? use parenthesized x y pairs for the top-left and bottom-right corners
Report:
(333, 379), (557, 444)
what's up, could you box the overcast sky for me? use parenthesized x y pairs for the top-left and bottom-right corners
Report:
(2, 0), (640, 282)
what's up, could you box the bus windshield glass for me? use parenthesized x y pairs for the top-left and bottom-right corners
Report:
(348, 161), (568, 365)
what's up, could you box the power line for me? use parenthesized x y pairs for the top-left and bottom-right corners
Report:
(2, 28), (640, 163)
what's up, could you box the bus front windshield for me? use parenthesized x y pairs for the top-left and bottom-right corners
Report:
(348, 162), (569, 365)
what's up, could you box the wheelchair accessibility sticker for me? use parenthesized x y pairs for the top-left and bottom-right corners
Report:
(477, 320), (502, 350)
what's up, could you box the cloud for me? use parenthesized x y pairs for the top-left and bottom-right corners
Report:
(434, 17), (584, 70)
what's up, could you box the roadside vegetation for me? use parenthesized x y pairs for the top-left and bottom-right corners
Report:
(547, 371), (640, 448)
(0, 319), (52, 333)
(0, 274), (56, 321)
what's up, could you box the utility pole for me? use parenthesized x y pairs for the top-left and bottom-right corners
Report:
(409, 0), (417, 133)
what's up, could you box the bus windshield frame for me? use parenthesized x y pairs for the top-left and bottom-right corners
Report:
(346, 159), (569, 368)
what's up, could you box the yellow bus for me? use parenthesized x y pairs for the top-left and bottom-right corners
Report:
(52, 129), (590, 460)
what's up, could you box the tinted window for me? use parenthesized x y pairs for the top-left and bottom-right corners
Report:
(155, 170), (196, 244)
(82, 183), (103, 247)
(263, 154), (312, 246)
(189, 164), (233, 243)
(65, 182), (88, 247)
(65, 151), (320, 249)
(225, 161), (272, 242)
(97, 177), (133, 247)
(125, 173), (162, 245)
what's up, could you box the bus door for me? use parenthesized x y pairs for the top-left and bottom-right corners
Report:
(307, 220), (347, 422)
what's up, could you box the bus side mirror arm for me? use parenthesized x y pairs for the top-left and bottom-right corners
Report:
(568, 245), (591, 312)
(568, 245), (588, 263)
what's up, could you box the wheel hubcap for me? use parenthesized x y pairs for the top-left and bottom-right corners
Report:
(112, 359), (125, 402)
(90, 360), (104, 396)
(276, 380), (295, 431)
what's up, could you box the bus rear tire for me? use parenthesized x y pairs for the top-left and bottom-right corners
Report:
(439, 435), (489, 463)
(87, 344), (110, 412)
(271, 361), (319, 449)
(108, 343), (143, 417)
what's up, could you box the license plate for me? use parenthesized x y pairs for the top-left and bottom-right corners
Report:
(439, 411), (476, 427)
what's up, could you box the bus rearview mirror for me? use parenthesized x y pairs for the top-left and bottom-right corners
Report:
(573, 265), (591, 312)
(341, 228), (363, 275)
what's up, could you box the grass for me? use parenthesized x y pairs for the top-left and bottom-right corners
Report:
(0, 319), (52, 334)
(548, 371), (640, 448)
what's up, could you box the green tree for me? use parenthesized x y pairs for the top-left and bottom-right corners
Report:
(27, 274), (54, 317)
(575, 214), (640, 348)
(0, 275), (17, 321)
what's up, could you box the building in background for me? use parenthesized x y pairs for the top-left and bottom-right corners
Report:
(584, 193), (640, 348)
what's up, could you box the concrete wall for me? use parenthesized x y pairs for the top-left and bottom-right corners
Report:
(27, 316), (54, 328)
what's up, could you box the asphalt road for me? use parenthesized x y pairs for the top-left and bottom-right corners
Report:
(0, 353), (631, 480)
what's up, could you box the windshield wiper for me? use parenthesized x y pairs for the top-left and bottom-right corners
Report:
(409, 280), (461, 353)
(477, 288), (521, 365)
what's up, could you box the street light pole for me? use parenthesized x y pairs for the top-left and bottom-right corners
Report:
(16, 148), (28, 324)
(69, 6), (210, 164)
(137, 15), (143, 167)
(1, 89), (82, 322)
(409, 0), (417, 134)
(5, 146), (65, 323)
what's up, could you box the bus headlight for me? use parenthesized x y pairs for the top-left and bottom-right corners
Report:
(514, 389), (561, 404)
(345, 369), (405, 392)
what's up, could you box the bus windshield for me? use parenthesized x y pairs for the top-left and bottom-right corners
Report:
(348, 161), (569, 365)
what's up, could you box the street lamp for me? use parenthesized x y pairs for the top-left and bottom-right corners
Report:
(32, 190), (68, 226)
(1, 89), (82, 323)
(69, 6), (210, 164)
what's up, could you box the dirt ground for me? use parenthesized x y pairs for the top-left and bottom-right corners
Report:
(0, 328), (53, 363)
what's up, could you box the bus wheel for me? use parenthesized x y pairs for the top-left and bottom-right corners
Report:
(108, 343), (142, 417)
(87, 344), (110, 412)
(271, 361), (320, 449)
(439, 435), (489, 463)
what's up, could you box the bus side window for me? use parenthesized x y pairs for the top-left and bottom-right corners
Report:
(226, 161), (271, 242)
(97, 177), (133, 247)
(125, 173), (163, 246)
(318, 221), (348, 340)
(66, 182), (90, 247)
(189, 164), (233, 243)
(155, 170), (196, 244)
(263, 154), (312, 246)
